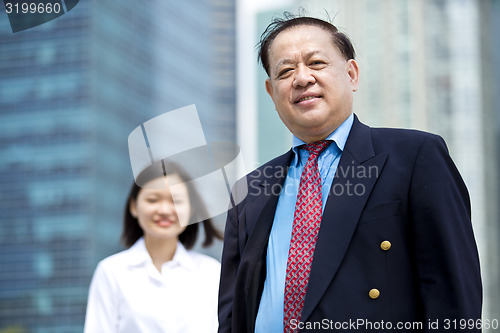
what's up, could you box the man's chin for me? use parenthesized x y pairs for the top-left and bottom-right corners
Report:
(292, 126), (334, 143)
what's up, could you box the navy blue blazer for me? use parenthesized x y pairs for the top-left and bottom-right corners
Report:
(218, 115), (482, 332)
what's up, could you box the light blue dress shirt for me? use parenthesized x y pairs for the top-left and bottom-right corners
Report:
(254, 113), (354, 333)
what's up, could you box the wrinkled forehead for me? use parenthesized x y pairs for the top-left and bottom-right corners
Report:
(270, 25), (335, 53)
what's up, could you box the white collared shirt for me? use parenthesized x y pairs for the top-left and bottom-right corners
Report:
(84, 238), (220, 333)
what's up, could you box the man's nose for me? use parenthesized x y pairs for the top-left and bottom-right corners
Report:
(293, 65), (316, 88)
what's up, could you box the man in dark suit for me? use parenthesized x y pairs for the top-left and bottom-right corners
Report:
(218, 15), (482, 332)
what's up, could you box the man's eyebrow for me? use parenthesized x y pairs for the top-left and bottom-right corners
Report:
(274, 50), (323, 70)
(304, 50), (321, 59)
(274, 58), (295, 71)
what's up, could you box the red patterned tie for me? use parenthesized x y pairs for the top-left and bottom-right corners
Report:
(283, 140), (331, 332)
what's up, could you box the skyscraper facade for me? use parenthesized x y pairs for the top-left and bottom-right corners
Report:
(0, 0), (236, 331)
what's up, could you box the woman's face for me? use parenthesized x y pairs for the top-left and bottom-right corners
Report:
(129, 174), (191, 241)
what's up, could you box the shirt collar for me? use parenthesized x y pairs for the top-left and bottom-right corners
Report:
(291, 113), (354, 156)
(170, 239), (196, 271)
(126, 237), (150, 266)
(126, 237), (196, 271)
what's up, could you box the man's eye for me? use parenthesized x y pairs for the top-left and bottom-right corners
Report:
(310, 60), (326, 66)
(278, 68), (293, 77)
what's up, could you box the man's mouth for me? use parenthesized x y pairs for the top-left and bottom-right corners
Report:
(295, 94), (322, 104)
(298, 96), (318, 102)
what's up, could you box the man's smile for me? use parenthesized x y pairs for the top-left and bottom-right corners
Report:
(294, 92), (322, 104)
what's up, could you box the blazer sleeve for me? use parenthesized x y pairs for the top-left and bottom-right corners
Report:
(409, 134), (482, 332)
(218, 201), (241, 333)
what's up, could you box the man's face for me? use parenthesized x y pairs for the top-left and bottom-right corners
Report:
(265, 25), (359, 143)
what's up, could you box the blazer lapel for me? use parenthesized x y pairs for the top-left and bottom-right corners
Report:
(301, 116), (388, 322)
(242, 150), (293, 332)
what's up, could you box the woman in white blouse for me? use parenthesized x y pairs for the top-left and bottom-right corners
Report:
(84, 161), (223, 332)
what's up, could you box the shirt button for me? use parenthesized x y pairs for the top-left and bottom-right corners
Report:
(369, 289), (380, 299)
(380, 240), (391, 251)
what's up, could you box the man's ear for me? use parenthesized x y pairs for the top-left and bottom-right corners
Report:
(347, 59), (359, 92)
(265, 78), (275, 102)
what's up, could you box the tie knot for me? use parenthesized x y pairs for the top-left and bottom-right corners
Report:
(304, 140), (331, 156)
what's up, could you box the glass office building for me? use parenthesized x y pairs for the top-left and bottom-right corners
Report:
(0, 0), (235, 331)
(480, 0), (500, 322)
